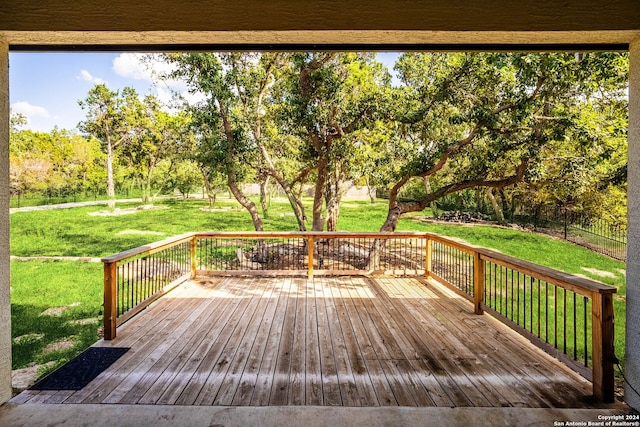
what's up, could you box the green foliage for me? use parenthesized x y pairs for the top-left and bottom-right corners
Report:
(78, 84), (147, 207)
(269, 52), (391, 230)
(12, 51), (629, 231)
(78, 84), (144, 147)
(120, 95), (194, 202)
(163, 159), (203, 197)
(9, 126), (105, 198)
(374, 52), (628, 230)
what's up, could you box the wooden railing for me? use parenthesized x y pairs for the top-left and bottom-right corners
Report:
(102, 231), (616, 402)
(195, 231), (427, 278)
(101, 233), (194, 340)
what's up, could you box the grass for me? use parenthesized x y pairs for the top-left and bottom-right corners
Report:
(10, 261), (103, 373)
(10, 197), (304, 257)
(9, 197), (628, 378)
(9, 190), (148, 209)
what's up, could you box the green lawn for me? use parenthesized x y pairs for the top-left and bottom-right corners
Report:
(10, 197), (627, 377)
(10, 261), (103, 374)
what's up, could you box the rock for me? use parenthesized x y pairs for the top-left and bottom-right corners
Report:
(12, 361), (57, 393)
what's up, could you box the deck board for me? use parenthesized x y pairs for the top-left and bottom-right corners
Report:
(15, 276), (605, 408)
(250, 277), (292, 406)
(154, 279), (245, 405)
(212, 277), (277, 405)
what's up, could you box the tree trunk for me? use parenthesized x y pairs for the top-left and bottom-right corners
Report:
(255, 144), (307, 230)
(259, 174), (270, 219)
(270, 172), (308, 231)
(499, 188), (511, 220)
(105, 139), (116, 209)
(325, 181), (342, 232)
(326, 200), (340, 232)
(379, 176), (428, 232)
(142, 161), (157, 205)
(423, 176), (439, 216)
(286, 192), (307, 231)
(228, 174), (264, 231)
(202, 171), (216, 207)
(312, 154), (328, 231)
(486, 187), (505, 223)
(142, 170), (153, 204)
(365, 176), (375, 204)
(371, 195), (427, 269)
(218, 98), (263, 232)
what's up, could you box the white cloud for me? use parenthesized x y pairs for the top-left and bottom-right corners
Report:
(113, 53), (154, 81)
(155, 85), (175, 106)
(10, 101), (56, 131)
(113, 53), (177, 83)
(181, 89), (208, 106)
(11, 101), (50, 120)
(77, 69), (106, 85)
(113, 53), (206, 108)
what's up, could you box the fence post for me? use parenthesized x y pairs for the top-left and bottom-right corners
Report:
(473, 251), (485, 315)
(190, 235), (197, 279)
(103, 261), (118, 340)
(425, 236), (433, 279)
(591, 291), (615, 402)
(307, 235), (314, 281)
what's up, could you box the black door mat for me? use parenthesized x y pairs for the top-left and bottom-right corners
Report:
(30, 346), (130, 390)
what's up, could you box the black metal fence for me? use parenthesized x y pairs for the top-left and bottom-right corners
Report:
(539, 210), (626, 262)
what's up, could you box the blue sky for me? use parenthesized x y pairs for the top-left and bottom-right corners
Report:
(9, 53), (166, 132)
(9, 52), (400, 133)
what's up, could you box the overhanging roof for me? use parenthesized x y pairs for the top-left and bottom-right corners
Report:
(1, 0), (639, 48)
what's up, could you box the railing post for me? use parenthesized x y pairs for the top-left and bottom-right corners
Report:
(591, 291), (615, 402)
(425, 236), (433, 279)
(190, 235), (197, 279)
(473, 251), (485, 315)
(103, 261), (118, 340)
(307, 235), (314, 281)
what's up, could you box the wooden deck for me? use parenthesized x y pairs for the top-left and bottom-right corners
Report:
(14, 276), (604, 407)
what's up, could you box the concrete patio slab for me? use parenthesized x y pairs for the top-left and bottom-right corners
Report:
(1, 403), (638, 427)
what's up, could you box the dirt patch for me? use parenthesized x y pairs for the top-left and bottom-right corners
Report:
(43, 338), (76, 354)
(413, 215), (533, 232)
(12, 333), (45, 344)
(89, 204), (167, 217)
(66, 317), (100, 326)
(40, 302), (80, 316)
(12, 362), (57, 392)
(116, 229), (166, 236)
(200, 207), (241, 212)
(11, 256), (101, 262)
(581, 267), (617, 278)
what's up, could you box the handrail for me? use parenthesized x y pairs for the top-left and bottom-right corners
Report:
(101, 232), (195, 263)
(194, 230), (428, 239)
(478, 249), (615, 296)
(102, 230), (616, 402)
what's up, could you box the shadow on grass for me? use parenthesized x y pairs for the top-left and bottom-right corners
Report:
(11, 303), (102, 378)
